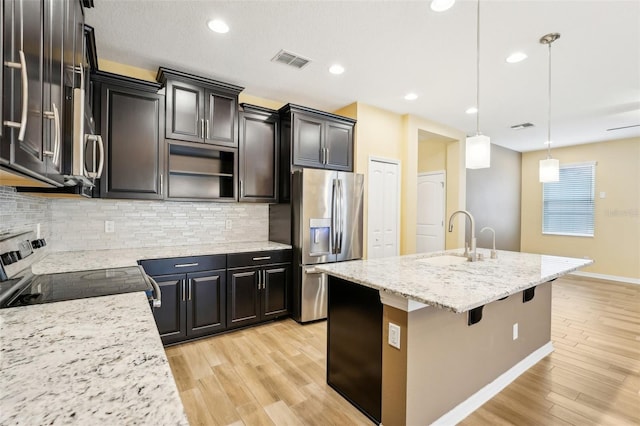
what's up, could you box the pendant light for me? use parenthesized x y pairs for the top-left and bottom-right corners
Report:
(465, 0), (490, 169)
(539, 33), (561, 183)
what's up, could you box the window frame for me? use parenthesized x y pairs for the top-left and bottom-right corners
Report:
(542, 161), (596, 238)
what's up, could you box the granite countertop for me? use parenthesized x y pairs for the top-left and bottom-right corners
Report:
(32, 241), (292, 274)
(0, 292), (189, 425)
(315, 249), (593, 313)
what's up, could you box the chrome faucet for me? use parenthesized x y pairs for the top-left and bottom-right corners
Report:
(480, 227), (497, 259)
(448, 210), (478, 261)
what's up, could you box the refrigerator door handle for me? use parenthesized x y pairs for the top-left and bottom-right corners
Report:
(332, 179), (339, 254)
(338, 179), (344, 253)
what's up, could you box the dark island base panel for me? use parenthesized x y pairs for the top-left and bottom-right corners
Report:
(327, 276), (382, 424)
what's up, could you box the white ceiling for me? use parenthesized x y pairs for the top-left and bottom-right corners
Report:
(85, 0), (640, 153)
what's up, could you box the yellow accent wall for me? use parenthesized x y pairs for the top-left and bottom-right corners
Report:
(418, 135), (448, 173)
(334, 103), (404, 258)
(99, 59), (156, 81)
(404, 116), (467, 253)
(521, 137), (640, 280)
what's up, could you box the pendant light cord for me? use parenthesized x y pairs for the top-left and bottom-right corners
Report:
(547, 41), (552, 159)
(476, 0), (480, 136)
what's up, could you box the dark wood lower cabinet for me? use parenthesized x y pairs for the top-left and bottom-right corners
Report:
(150, 269), (226, 345)
(227, 263), (291, 329)
(143, 250), (291, 345)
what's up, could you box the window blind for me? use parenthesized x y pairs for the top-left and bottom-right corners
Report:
(542, 162), (595, 237)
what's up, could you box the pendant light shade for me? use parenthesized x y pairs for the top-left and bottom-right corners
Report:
(539, 158), (559, 183)
(538, 33), (561, 183)
(466, 0), (490, 170)
(466, 134), (491, 169)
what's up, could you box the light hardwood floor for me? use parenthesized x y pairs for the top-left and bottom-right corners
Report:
(166, 276), (640, 425)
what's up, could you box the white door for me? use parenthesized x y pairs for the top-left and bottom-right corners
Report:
(368, 158), (400, 259)
(417, 172), (445, 253)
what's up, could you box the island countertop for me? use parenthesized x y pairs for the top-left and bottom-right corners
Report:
(315, 248), (593, 313)
(32, 240), (292, 275)
(0, 292), (189, 425)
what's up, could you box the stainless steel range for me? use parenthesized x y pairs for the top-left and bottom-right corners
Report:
(0, 231), (160, 309)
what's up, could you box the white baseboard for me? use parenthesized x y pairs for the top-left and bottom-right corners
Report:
(431, 342), (554, 426)
(570, 271), (640, 286)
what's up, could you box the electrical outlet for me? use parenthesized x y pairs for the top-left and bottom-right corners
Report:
(225, 219), (232, 230)
(388, 322), (401, 349)
(513, 323), (519, 340)
(104, 220), (115, 233)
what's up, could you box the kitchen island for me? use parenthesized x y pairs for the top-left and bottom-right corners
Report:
(316, 248), (593, 425)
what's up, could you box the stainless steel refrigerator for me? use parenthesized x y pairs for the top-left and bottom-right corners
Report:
(269, 168), (364, 323)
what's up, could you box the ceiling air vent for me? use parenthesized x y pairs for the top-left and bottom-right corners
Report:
(271, 49), (311, 69)
(510, 122), (534, 130)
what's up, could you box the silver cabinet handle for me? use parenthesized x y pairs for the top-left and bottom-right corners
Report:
(52, 103), (61, 166)
(3, 50), (29, 141)
(188, 278), (193, 301)
(256, 269), (261, 290)
(325, 147), (329, 164)
(262, 270), (266, 290)
(252, 256), (271, 261)
(159, 173), (163, 194)
(182, 279), (186, 302)
(239, 179), (243, 198)
(174, 262), (199, 268)
(84, 134), (105, 179)
(95, 135), (105, 179)
(147, 275), (162, 308)
(206, 119), (210, 139)
(200, 118), (205, 138)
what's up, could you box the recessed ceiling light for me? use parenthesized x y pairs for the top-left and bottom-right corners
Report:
(329, 64), (345, 75)
(207, 19), (229, 34)
(430, 0), (456, 12)
(465, 107), (478, 114)
(506, 52), (527, 63)
(404, 93), (418, 101)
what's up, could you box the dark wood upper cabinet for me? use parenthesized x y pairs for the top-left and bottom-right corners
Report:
(238, 104), (279, 203)
(278, 104), (355, 201)
(157, 67), (243, 148)
(280, 104), (355, 172)
(325, 120), (353, 170)
(93, 72), (164, 200)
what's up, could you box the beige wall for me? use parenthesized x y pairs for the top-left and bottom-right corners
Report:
(521, 137), (640, 280)
(418, 134), (448, 173)
(334, 103), (404, 258)
(99, 59), (156, 81)
(404, 115), (467, 253)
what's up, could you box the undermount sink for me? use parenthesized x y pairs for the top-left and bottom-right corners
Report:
(418, 255), (469, 266)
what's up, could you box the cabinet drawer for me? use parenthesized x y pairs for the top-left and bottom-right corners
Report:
(227, 249), (292, 269)
(140, 254), (226, 275)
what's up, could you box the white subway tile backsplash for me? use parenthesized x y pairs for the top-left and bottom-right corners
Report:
(1, 186), (269, 252)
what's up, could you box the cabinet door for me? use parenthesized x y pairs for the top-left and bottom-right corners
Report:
(42, 0), (65, 179)
(325, 120), (353, 171)
(204, 91), (237, 147)
(292, 114), (324, 168)
(239, 111), (278, 202)
(262, 264), (290, 319)
(100, 84), (164, 199)
(6, 0), (47, 178)
(152, 274), (187, 345)
(166, 80), (204, 143)
(227, 267), (261, 329)
(186, 270), (226, 338)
